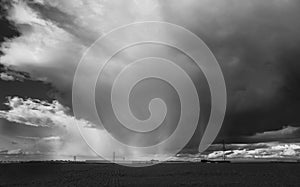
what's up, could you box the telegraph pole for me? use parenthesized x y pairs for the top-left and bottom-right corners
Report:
(113, 151), (116, 162)
(222, 140), (226, 161)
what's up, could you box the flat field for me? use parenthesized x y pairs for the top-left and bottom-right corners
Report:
(0, 162), (300, 186)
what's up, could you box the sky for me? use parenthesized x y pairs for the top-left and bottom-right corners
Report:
(0, 0), (300, 161)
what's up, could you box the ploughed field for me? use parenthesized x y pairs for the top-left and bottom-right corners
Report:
(0, 162), (300, 186)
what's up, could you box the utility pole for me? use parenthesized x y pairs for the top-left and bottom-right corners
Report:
(222, 140), (226, 161)
(113, 151), (116, 162)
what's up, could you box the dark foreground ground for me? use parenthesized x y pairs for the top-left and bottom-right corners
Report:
(1, 162), (300, 186)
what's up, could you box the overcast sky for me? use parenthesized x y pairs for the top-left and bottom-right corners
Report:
(1, 0), (300, 160)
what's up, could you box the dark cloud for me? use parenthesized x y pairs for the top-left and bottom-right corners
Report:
(1, 0), (300, 158)
(159, 0), (300, 143)
(0, 2), (57, 109)
(244, 126), (300, 143)
(0, 74), (57, 111)
(0, 63), (31, 81)
(0, 1), (20, 45)
(0, 119), (55, 138)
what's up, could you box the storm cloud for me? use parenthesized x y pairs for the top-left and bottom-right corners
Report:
(0, 0), (300, 159)
(159, 0), (300, 141)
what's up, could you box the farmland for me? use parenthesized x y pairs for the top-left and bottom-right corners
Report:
(0, 162), (300, 186)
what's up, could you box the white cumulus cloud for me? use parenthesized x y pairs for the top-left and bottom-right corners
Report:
(0, 97), (110, 158)
(0, 73), (15, 81)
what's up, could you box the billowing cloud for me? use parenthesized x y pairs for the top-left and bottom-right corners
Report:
(0, 73), (14, 81)
(0, 97), (102, 158)
(0, 63), (34, 82)
(0, 0), (163, 108)
(0, 0), (208, 153)
(0, 96), (93, 127)
(205, 142), (300, 160)
(1, 0), (300, 158)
